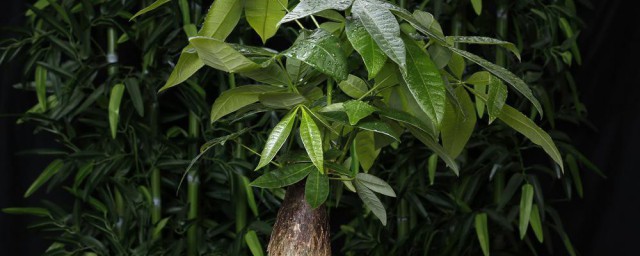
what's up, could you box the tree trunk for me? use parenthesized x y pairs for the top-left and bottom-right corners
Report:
(267, 181), (331, 256)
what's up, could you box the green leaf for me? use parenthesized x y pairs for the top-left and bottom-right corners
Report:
(427, 43), (451, 69)
(355, 131), (380, 171)
(278, 0), (353, 25)
(251, 163), (314, 188)
(300, 108), (324, 174)
(241, 59), (290, 86)
(447, 36), (520, 61)
(487, 76), (507, 123)
(447, 47), (543, 115)
(130, 0), (171, 20)
(428, 153), (437, 185)
(305, 170), (330, 208)
(245, 0), (287, 43)
(345, 18), (387, 78)
(2, 207), (50, 217)
(355, 179), (387, 225)
(358, 120), (400, 142)
(407, 126), (460, 175)
(190, 37), (261, 73)
(378, 107), (435, 138)
(338, 74), (369, 99)
(24, 159), (64, 198)
(259, 92), (307, 109)
(356, 173), (395, 197)
(343, 100), (377, 125)
(448, 53), (465, 79)
(352, 0), (406, 68)
(567, 154), (583, 198)
(199, 0), (243, 39)
(411, 10), (445, 39)
(283, 29), (348, 81)
(210, 85), (284, 123)
(244, 230), (265, 256)
(498, 105), (564, 172)
(159, 47), (204, 92)
(153, 217), (171, 239)
(530, 204), (544, 243)
(35, 65), (47, 110)
(465, 71), (492, 86)
(302, 106), (339, 135)
(109, 84), (125, 139)
(401, 37), (446, 127)
(519, 183), (534, 239)
(441, 87), (476, 159)
(471, 0), (482, 15)
(256, 108), (298, 170)
(475, 213), (490, 256)
(125, 78), (144, 117)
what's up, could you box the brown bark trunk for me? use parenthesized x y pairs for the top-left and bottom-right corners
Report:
(267, 181), (331, 256)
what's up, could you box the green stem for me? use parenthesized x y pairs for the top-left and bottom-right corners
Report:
(229, 73), (248, 236)
(151, 167), (162, 240)
(496, 0), (508, 67)
(107, 28), (117, 77)
(326, 79), (333, 105)
(187, 110), (200, 256)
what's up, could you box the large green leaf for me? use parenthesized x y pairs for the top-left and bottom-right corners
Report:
(487, 76), (507, 123)
(343, 100), (377, 125)
(109, 83), (125, 139)
(355, 131), (380, 171)
(355, 179), (387, 225)
(345, 18), (387, 78)
(447, 47), (543, 115)
(256, 108), (298, 170)
(475, 213), (490, 256)
(278, 0), (353, 25)
(244, 230), (264, 256)
(190, 37), (261, 73)
(378, 107), (435, 138)
(407, 126), (460, 175)
(358, 120), (400, 142)
(251, 163), (314, 188)
(305, 170), (330, 208)
(519, 184), (534, 239)
(401, 37), (446, 127)
(282, 29), (348, 81)
(240, 59), (290, 86)
(338, 74), (369, 99)
(356, 173), (395, 197)
(441, 87), (476, 158)
(498, 105), (564, 172)
(130, 0), (171, 20)
(199, 0), (243, 39)
(447, 36), (521, 60)
(300, 108), (324, 174)
(259, 92), (307, 109)
(245, 0), (287, 43)
(352, 0), (405, 68)
(24, 159), (64, 198)
(159, 47), (204, 92)
(210, 85), (284, 123)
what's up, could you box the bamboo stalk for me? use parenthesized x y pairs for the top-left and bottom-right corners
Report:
(493, 0), (508, 205)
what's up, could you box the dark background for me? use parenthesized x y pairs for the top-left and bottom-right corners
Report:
(2, 0), (639, 255)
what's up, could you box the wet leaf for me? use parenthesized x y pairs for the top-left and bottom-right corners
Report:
(282, 29), (348, 81)
(343, 100), (377, 125)
(245, 0), (287, 43)
(305, 170), (330, 208)
(300, 108), (324, 173)
(338, 74), (369, 99)
(256, 108), (298, 170)
(190, 37), (261, 73)
(279, 0), (353, 25)
(199, 0), (243, 39)
(251, 163), (314, 188)
(352, 0), (406, 68)
(346, 18), (387, 78)
(210, 85), (284, 123)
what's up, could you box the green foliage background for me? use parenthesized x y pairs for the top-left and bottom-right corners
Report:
(0, 0), (600, 255)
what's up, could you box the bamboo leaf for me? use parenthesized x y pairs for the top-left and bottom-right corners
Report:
(282, 29), (348, 81)
(343, 100), (377, 125)
(441, 87), (476, 158)
(125, 78), (144, 117)
(35, 65), (47, 110)
(519, 184), (535, 239)
(305, 170), (330, 208)
(475, 213), (490, 256)
(199, 0), (243, 39)
(401, 37), (446, 127)
(567, 154), (583, 198)
(355, 179), (387, 225)
(471, 0), (482, 15)
(256, 108), (298, 170)
(190, 37), (261, 73)
(244, 230), (265, 256)
(109, 84), (125, 139)
(352, 0), (405, 68)
(530, 204), (544, 242)
(300, 108), (324, 173)
(251, 163), (314, 188)
(278, 0), (353, 25)
(498, 105), (564, 172)
(338, 74), (369, 99)
(345, 18), (387, 78)
(210, 85), (284, 123)
(130, 0), (171, 20)
(2, 207), (50, 217)
(245, 0), (288, 43)
(428, 153), (437, 185)
(24, 159), (64, 198)
(356, 173), (396, 197)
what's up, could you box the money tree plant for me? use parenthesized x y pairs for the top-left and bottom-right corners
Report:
(139, 0), (564, 254)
